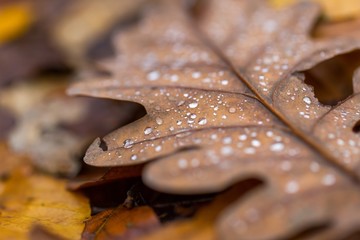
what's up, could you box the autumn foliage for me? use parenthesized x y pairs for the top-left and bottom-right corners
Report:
(1, 0), (360, 239)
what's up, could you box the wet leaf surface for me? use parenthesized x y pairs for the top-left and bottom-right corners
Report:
(69, 0), (360, 239)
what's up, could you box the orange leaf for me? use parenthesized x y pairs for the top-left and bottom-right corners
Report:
(82, 206), (160, 240)
(0, 3), (33, 44)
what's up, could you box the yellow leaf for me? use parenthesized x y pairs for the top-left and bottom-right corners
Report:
(0, 3), (33, 44)
(270, 0), (360, 20)
(0, 170), (90, 240)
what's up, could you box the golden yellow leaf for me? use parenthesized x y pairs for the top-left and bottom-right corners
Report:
(0, 170), (90, 240)
(270, 0), (360, 20)
(0, 3), (33, 44)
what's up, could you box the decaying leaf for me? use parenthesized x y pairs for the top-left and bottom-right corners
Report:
(69, 0), (360, 239)
(139, 180), (259, 240)
(67, 165), (143, 190)
(0, 169), (90, 240)
(314, 18), (360, 39)
(82, 205), (160, 240)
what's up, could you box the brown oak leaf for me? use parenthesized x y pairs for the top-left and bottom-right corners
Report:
(69, 1), (360, 239)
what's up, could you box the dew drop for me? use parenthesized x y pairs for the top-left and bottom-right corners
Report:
(223, 136), (232, 144)
(322, 174), (336, 186)
(189, 102), (198, 108)
(221, 146), (233, 155)
(156, 117), (163, 125)
(147, 71), (160, 81)
(228, 107), (236, 113)
(198, 118), (207, 125)
(270, 142), (284, 152)
(190, 113), (197, 119)
(178, 100), (185, 106)
(251, 140), (261, 147)
(239, 134), (247, 141)
(130, 154), (137, 161)
(123, 139), (134, 149)
(244, 147), (256, 154)
(337, 139), (344, 146)
(310, 162), (320, 172)
(210, 133), (218, 140)
(302, 97), (311, 104)
(285, 181), (299, 194)
(178, 159), (188, 169)
(192, 72), (201, 78)
(221, 79), (229, 85)
(170, 74), (179, 82)
(266, 131), (274, 137)
(144, 127), (153, 135)
(155, 145), (162, 152)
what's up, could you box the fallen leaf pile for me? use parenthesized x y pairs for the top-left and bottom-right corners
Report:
(2, 0), (360, 239)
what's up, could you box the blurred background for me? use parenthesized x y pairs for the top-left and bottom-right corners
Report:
(0, 0), (148, 177)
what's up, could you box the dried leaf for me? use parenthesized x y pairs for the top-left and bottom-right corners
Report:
(139, 181), (259, 240)
(67, 165), (143, 190)
(0, 169), (90, 240)
(69, 1), (360, 239)
(314, 18), (360, 39)
(82, 206), (160, 240)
